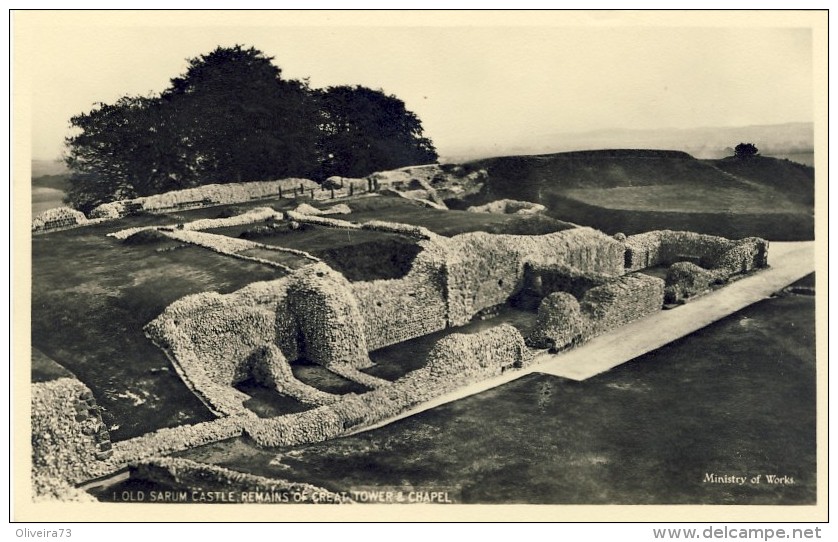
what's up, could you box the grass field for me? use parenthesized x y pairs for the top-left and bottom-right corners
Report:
(463, 150), (814, 240)
(165, 285), (815, 505)
(564, 185), (807, 214)
(333, 197), (574, 236)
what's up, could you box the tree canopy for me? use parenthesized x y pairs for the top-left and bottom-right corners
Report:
(317, 85), (438, 178)
(734, 143), (759, 160)
(64, 45), (438, 212)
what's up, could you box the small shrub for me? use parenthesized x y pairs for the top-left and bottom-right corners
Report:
(123, 229), (170, 245)
(663, 285), (679, 305)
(214, 206), (249, 219)
(239, 221), (311, 239)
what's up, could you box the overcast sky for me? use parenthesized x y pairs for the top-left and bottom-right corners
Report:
(17, 12), (815, 161)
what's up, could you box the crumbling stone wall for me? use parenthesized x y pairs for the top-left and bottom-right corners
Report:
(352, 245), (448, 351)
(445, 228), (624, 326)
(146, 285), (286, 416)
(467, 199), (546, 215)
(285, 210), (364, 231)
(88, 201), (126, 219)
(293, 203), (352, 216)
(625, 230), (768, 275)
(88, 178), (319, 219)
(527, 273), (664, 350)
(31, 377), (110, 501)
(523, 262), (613, 301)
(581, 273), (665, 335)
(247, 344), (337, 406)
(241, 325), (532, 448)
(664, 262), (718, 304)
(712, 237), (769, 275)
(424, 324), (531, 377)
(31, 207), (88, 233)
(527, 292), (589, 349)
(277, 263), (372, 370)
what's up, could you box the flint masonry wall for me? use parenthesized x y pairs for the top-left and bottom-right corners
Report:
(581, 273), (665, 335)
(527, 273), (664, 350)
(527, 292), (589, 349)
(351, 240), (448, 351)
(423, 323), (531, 377)
(145, 281), (290, 416)
(247, 344), (337, 406)
(31, 207), (89, 233)
(31, 377), (110, 501)
(445, 228), (625, 326)
(276, 263), (372, 370)
(664, 262), (717, 303)
(625, 230), (769, 275)
(240, 324), (532, 448)
(523, 262), (614, 301)
(90, 178), (320, 217)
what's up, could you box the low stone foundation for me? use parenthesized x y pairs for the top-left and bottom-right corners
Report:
(31, 377), (110, 501)
(467, 198), (546, 215)
(31, 207), (89, 233)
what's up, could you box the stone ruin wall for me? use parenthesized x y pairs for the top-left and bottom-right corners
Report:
(140, 218), (766, 451)
(625, 230), (768, 276)
(526, 292), (589, 349)
(276, 263), (371, 370)
(581, 273), (665, 335)
(31, 377), (111, 501)
(523, 262), (614, 301)
(528, 273), (665, 350)
(664, 262), (718, 303)
(624, 230), (769, 304)
(145, 224), (628, 415)
(240, 324), (532, 448)
(423, 323), (532, 378)
(145, 281), (290, 416)
(247, 344), (338, 406)
(31, 207), (91, 233)
(352, 242), (449, 351)
(71, 324), (533, 480)
(445, 228), (625, 326)
(466, 198), (547, 215)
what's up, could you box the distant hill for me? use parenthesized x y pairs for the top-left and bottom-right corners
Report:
(31, 159), (68, 178)
(32, 174), (70, 192)
(452, 149), (813, 241)
(441, 122), (814, 163)
(711, 155), (815, 206)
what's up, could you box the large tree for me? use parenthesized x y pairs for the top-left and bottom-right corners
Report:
(64, 46), (438, 211)
(163, 45), (321, 183)
(317, 85), (438, 178)
(64, 96), (194, 214)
